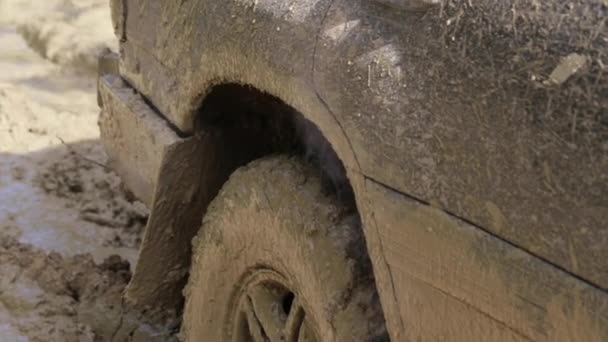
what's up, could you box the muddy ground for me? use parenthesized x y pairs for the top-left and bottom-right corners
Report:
(0, 1), (171, 340)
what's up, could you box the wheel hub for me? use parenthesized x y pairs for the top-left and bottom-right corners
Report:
(228, 269), (319, 342)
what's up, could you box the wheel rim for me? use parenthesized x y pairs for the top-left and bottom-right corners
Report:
(229, 269), (319, 342)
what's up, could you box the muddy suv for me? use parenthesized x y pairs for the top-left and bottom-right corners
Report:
(97, 0), (607, 341)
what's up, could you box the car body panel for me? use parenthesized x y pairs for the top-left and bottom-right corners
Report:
(313, 0), (607, 290)
(98, 65), (608, 341)
(119, 0), (607, 289)
(102, 0), (608, 339)
(365, 179), (607, 341)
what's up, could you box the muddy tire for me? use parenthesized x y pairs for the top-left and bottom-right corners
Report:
(181, 157), (387, 342)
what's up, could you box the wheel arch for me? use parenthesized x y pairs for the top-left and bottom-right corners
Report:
(117, 0), (403, 331)
(124, 73), (402, 336)
(185, 77), (404, 335)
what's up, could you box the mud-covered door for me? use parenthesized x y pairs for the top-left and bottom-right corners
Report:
(313, 0), (608, 290)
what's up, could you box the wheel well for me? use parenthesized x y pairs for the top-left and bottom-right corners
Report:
(194, 83), (356, 207)
(187, 82), (384, 329)
(124, 82), (383, 325)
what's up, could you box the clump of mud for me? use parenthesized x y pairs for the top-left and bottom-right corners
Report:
(0, 236), (129, 341)
(0, 236), (180, 341)
(37, 144), (148, 249)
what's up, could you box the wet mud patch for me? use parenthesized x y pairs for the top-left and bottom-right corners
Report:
(0, 236), (179, 341)
(0, 236), (129, 341)
(37, 143), (149, 250)
(0, 3), (171, 339)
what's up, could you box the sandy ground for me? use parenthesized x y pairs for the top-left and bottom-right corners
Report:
(0, 1), (159, 340)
